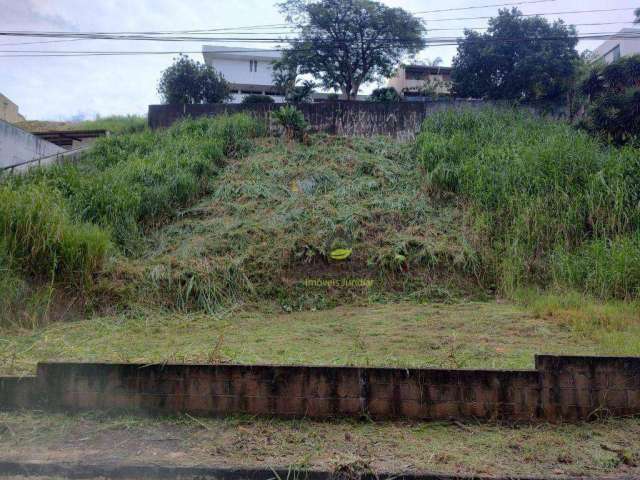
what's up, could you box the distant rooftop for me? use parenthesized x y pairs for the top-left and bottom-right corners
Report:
(202, 45), (282, 61)
(403, 65), (453, 74)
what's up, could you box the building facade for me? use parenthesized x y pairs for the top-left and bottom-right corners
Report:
(593, 29), (640, 64)
(202, 45), (285, 103)
(0, 93), (26, 123)
(387, 65), (453, 99)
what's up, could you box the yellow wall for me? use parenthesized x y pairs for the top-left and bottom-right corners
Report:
(0, 94), (25, 123)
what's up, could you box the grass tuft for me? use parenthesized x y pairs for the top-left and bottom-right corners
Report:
(416, 107), (640, 299)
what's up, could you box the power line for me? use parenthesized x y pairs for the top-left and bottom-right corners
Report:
(1, 2), (561, 48)
(415, 0), (556, 14)
(2, 20), (636, 46)
(0, 5), (634, 41)
(1, 31), (637, 58)
(417, 7), (636, 22)
(1, 21), (636, 46)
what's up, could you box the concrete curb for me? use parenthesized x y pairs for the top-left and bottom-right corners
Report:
(0, 462), (628, 480)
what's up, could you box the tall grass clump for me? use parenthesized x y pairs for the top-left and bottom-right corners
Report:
(0, 114), (265, 325)
(18, 113), (265, 249)
(0, 184), (111, 281)
(415, 107), (640, 299)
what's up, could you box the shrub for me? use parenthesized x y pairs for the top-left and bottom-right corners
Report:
(369, 87), (402, 103)
(241, 94), (275, 105)
(579, 55), (640, 144)
(415, 107), (640, 298)
(158, 54), (230, 104)
(272, 105), (307, 140)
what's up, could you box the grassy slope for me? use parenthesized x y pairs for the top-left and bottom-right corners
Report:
(416, 108), (640, 298)
(117, 135), (479, 313)
(0, 115), (265, 328)
(2, 112), (640, 479)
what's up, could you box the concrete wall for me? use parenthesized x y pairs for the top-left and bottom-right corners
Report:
(0, 94), (25, 123)
(148, 100), (490, 138)
(0, 120), (65, 170)
(2, 355), (640, 422)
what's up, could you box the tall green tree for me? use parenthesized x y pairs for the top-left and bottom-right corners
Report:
(278, 0), (426, 100)
(158, 55), (230, 104)
(451, 8), (579, 105)
(272, 59), (317, 103)
(579, 54), (640, 144)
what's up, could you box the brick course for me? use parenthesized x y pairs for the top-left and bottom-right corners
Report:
(1, 356), (639, 422)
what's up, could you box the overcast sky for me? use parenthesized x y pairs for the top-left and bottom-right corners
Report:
(0, 0), (635, 121)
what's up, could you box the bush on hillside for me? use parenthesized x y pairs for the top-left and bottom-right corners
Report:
(416, 108), (640, 299)
(272, 105), (307, 140)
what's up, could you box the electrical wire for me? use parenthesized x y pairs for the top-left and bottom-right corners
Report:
(1, 30), (637, 58)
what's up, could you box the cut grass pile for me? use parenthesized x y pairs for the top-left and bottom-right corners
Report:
(1, 411), (639, 477)
(0, 114), (265, 328)
(2, 300), (637, 377)
(121, 135), (478, 313)
(416, 108), (640, 299)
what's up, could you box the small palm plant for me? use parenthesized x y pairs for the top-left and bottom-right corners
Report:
(271, 105), (307, 141)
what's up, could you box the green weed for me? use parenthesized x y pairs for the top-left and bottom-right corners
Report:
(0, 114), (265, 326)
(416, 107), (640, 299)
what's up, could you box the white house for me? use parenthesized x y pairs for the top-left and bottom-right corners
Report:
(202, 45), (285, 103)
(593, 28), (640, 64)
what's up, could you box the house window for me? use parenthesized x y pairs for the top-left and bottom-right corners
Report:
(613, 45), (621, 62)
(604, 45), (621, 64)
(249, 60), (258, 72)
(405, 69), (426, 81)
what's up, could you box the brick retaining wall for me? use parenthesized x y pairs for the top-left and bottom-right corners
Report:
(147, 100), (491, 137)
(1, 356), (639, 422)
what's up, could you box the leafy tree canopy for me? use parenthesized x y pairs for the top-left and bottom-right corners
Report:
(158, 55), (231, 104)
(241, 94), (276, 105)
(579, 54), (640, 144)
(278, 0), (426, 99)
(451, 8), (579, 104)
